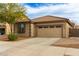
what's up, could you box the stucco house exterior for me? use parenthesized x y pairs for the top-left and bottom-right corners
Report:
(31, 16), (74, 38)
(0, 15), (75, 40)
(0, 17), (31, 40)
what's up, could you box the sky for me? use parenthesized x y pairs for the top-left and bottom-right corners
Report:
(22, 3), (79, 24)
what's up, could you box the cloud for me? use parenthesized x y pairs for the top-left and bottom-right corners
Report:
(24, 3), (79, 24)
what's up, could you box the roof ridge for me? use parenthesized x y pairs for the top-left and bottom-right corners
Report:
(32, 15), (68, 20)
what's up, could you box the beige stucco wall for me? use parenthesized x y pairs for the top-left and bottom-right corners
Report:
(35, 22), (64, 26)
(25, 23), (30, 37)
(5, 23), (15, 35)
(63, 22), (72, 38)
(5, 23), (11, 34)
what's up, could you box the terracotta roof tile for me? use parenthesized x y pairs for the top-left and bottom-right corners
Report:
(32, 15), (68, 22)
(32, 15), (74, 26)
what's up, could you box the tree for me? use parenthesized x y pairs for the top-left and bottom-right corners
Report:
(0, 3), (26, 33)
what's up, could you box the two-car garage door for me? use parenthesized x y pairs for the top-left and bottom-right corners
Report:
(36, 25), (63, 37)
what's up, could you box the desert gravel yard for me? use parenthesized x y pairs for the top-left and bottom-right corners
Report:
(52, 37), (79, 48)
(0, 37), (79, 56)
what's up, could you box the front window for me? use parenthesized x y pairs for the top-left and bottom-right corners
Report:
(17, 23), (26, 33)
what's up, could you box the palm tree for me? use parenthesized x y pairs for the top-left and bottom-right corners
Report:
(0, 3), (26, 33)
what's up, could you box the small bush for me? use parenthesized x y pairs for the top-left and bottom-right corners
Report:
(8, 33), (17, 41)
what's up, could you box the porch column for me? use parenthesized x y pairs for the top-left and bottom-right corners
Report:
(31, 23), (35, 37)
(5, 23), (11, 34)
(12, 24), (14, 33)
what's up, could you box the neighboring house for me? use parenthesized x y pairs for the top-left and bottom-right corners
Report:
(74, 25), (79, 29)
(0, 15), (76, 40)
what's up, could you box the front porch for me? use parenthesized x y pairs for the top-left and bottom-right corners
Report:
(14, 22), (31, 38)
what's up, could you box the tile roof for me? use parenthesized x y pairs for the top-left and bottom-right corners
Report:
(32, 15), (68, 22)
(31, 15), (74, 26)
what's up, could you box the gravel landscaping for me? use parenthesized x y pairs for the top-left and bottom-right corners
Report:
(52, 37), (79, 48)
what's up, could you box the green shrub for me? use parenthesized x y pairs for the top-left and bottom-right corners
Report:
(8, 33), (17, 41)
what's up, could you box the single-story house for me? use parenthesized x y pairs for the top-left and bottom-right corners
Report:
(0, 15), (75, 40)
(31, 16), (74, 38)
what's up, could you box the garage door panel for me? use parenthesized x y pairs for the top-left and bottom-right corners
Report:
(50, 28), (62, 37)
(37, 28), (49, 37)
(36, 26), (62, 37)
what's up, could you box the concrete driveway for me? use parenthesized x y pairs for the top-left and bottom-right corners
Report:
(0, 38), (79, 56)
